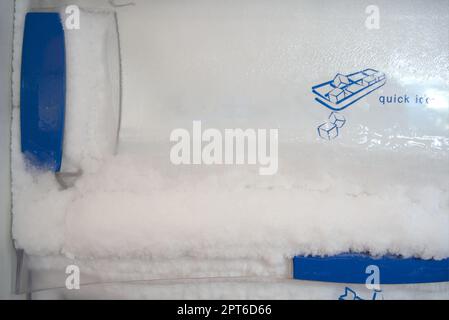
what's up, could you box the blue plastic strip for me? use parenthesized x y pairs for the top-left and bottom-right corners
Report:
(293, 254), (449, 284)
(20, 12), (66, 172)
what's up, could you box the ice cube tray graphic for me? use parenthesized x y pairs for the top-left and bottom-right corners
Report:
(312, 69), (386, 111)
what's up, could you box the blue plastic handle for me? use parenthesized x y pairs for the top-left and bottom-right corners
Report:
(20, 12), (66, 172)
(293, 253), (449, 284)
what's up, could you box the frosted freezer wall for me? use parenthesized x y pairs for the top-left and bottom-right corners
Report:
(10, 0), (449, 299)
(0, 0), (15, 299)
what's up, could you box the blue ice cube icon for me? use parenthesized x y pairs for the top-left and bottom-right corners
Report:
(362, 75), (377, 86)
(317, 112), (346, 140)
(312, 68), (386, 111)
(328, 88), (347, 103)
(317, 122), (339, 140)
(332, 73), (351, 88)
(329, 112), (346, 128)
(348, 72), (365, 84)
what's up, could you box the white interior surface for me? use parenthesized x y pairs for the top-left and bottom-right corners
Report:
(10, 0), (449, 298)
(29, 279), (449, 300)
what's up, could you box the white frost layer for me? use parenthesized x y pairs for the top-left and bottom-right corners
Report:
(13, 140), (449, 260)
(12, 0), (449, 270)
